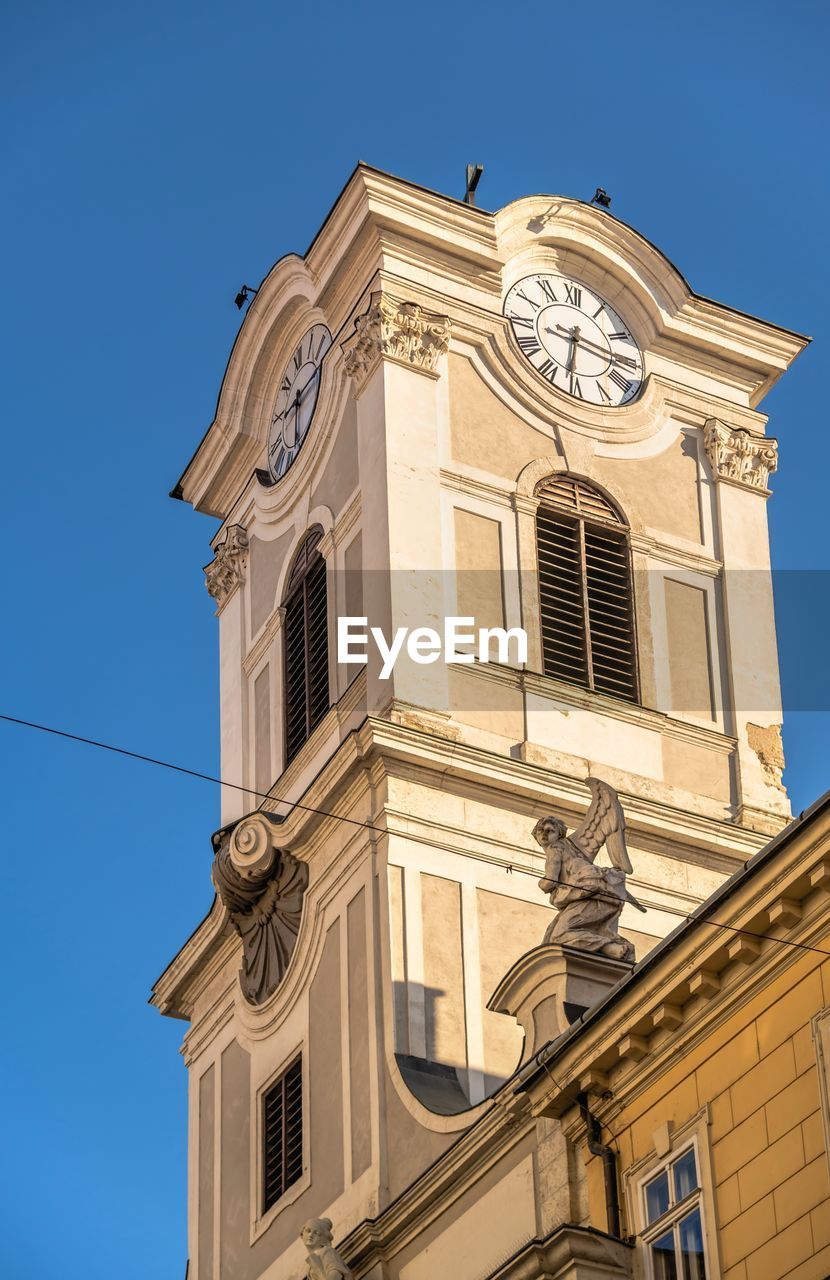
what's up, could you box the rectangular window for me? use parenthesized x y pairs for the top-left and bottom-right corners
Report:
(641, 1144), (708, 1280)
(262, 1056), (303, 1212)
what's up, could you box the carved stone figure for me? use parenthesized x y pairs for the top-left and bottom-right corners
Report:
(704, 419), (778, 492)
(533, 779), (645, 963)
(341, 291), (451, 392)
(212, 814), (308, 1004)
(301, 1218), (353, 1280)
(204, 524), (249, 611)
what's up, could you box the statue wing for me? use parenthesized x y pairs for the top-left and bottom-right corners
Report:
(571, 778), (633, 873)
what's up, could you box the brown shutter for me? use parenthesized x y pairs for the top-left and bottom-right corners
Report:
(263, 1056), (303, 1212)
(584, 522), (638, 700)
(537, 507), (589, 687)
(305, 555), (330, 736)
(535, 477), (638, 702)
(283, 589), (309, 764)
(282, 531), (330, 766)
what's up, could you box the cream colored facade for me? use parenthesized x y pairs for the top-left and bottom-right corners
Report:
(153, 165), (809, 1279)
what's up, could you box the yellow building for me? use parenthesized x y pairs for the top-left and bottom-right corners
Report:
(152, 165), (824, 1278)
(322, 789), (830, 1279)
(515, 790), (830, 1280)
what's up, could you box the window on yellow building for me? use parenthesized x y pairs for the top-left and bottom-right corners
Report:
(814, 1006), (830, 1164)
(640, 1143), (708, 1279)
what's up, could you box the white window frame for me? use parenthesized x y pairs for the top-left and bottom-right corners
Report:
(624, 1107), (722, 1280)
(813, 1006), (830, 1179)
(250, 1043), (310, 1242)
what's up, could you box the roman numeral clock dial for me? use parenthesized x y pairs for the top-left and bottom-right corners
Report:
(504, 273), (643, 407)
(267, 323), (333, 482)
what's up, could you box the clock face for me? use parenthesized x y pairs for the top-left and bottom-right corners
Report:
(504, 273), (643, 406)
(267, 323), (333, 482)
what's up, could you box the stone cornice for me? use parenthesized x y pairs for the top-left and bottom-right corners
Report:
(340, 1108), (533, 1273)
(629, 532), (722, 578)
(704, 418), (779, 494)
(151, 709), (765, 1022)
(204, 524), (248, 613)
(176, 166), (808, 517)
(341, 291), (451, 394)
(484, 1225), (633, 1280)
(452, 660), (737, 757)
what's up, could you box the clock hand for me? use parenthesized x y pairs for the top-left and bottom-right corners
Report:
(549, 324), (631, 365)
(294, 370), (320, 402)
(272, 369), (321, 434)
(567, 326), (580, 374)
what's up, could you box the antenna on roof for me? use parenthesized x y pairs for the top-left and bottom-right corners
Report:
(464, 164), (484, 207)
(234, 284), (258, 310)
(590, 187), (612, 209)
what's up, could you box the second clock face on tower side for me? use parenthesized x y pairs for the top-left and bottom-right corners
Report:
(504, 273), (643, 407)
(267, 323), (333, 482)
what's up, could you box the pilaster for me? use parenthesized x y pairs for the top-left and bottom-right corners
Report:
(704, 418), (789, 832)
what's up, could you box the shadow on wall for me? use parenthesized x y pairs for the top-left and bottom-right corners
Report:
(392, 981), (512, 1116)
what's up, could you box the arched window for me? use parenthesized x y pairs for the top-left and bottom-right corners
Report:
(282, 528), (330, 764)
(535, 475), (638, 702)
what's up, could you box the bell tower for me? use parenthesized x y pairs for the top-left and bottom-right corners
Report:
(153, 164), (807, 1280)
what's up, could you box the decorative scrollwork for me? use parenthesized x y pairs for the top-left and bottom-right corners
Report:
(341, 292), (451, 393)
(212, 814), (308, 1004)
(704, 419), (778, 493)
(204, 525), (249, 612)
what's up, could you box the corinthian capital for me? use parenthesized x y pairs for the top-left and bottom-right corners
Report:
(204, 525), (249, 612)
(704, 419), (778, 493)
(341, 292), (451, 393)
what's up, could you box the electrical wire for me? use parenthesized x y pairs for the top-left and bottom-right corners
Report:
(2, 711), (829, 958)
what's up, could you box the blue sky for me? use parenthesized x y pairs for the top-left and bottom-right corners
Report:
(2, 2), (828, 1276)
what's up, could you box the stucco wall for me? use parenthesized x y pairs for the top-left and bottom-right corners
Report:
(609, 948), (830, 1280)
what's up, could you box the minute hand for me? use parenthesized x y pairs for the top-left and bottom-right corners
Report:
(550, 325), (637, 365)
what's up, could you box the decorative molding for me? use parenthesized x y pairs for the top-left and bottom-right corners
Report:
(483, 1224), (633, 1280)
(768, 897), (801, 929)
(439, 467), (515, 510)
(703, 419), (778, 493)
(204, 525), (249, 612)
(243, 606), (285, 679)
(629, 532), (722, 579)
(211, 814), (308, 1004)
(688, 970), (720, 999)
(341, 292), (451, 393)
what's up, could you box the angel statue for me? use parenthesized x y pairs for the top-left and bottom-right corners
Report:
(532, 778), (646, 963)
(301, 1218), (353, 1280)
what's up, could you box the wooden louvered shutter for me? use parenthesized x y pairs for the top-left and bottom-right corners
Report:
(304, 556), (330, 734)
(283, 532), (330, 765)
(584, 521), (638, 700)
(283, 589), (309, 763)
(537, 507), (588, 688)
(262, 1056), (303, 1212)
(535, 477), (638, 702)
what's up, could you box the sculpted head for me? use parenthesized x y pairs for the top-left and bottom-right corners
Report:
(532, 816), (567, 849)
(302, 1218), (333, 1251)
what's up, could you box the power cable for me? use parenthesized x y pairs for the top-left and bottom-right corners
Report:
(1, 711), (828, 958)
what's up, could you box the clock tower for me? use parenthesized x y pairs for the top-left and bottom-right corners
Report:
(153, 165), (807, 1279)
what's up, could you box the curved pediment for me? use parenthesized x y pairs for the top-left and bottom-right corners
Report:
(174, 164), (808, 519)
(495, 193), (690, 351)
